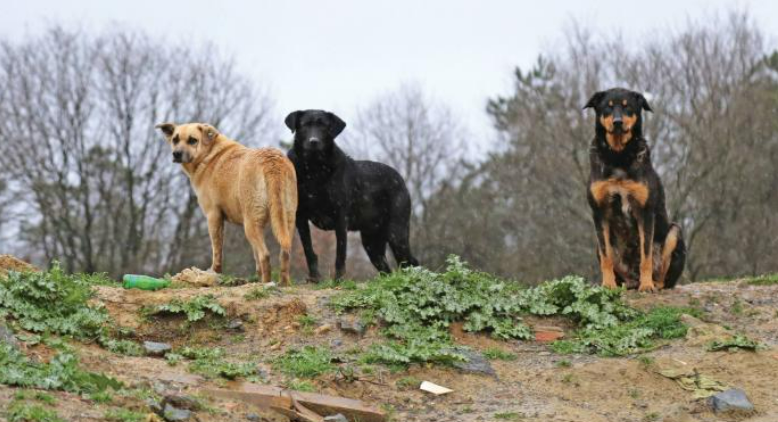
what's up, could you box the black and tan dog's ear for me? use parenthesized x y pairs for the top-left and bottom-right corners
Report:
(285, 111), (302, 132)
(199, 124), (219, 144)
(583, 91), (605, 110)
(326, 112), (346, 138)
(155, 123), (176, 138)
(635, 92), (653, 112)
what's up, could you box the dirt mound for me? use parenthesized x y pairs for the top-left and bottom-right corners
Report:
(0, 254), (39, 277)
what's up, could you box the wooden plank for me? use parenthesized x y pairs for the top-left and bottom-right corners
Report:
(203, 383), (385, 422)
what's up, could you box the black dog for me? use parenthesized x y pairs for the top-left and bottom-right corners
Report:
(584, 88), (685, 292)
(285, 109), (419, 281)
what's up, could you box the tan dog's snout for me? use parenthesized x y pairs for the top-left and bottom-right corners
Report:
(172, 149), (191, 163)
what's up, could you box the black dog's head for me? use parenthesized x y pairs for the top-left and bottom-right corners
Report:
(584, 88), (652, 153)
(284, 110), (346, 154)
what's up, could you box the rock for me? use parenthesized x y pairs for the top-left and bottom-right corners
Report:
(144, 341), (173, 357)
(450, 349), (496, 378)
(146, 398), (163, 415)
(314, 324), (333, 335)
(324, 414), (348, 422)
(171, 267), (219, 287)
(246, 414), (262, 421)
(708, 389), (755, 414)
(163, 395), (201, 411)
(331, 338), (343, 347)
(338, 318), (366, 336)
(227, 319), (244, 331)
(0, 321), (20, 350)
(162, 403), (192, 421)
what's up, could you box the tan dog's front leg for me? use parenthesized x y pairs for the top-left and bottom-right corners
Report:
(207, 212), (224, 273)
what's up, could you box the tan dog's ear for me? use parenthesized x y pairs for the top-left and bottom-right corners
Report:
(155, 123), (176, 139)
(199, 124), (219, 145)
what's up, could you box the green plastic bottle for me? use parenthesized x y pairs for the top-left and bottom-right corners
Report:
(122, 274), (170, 291)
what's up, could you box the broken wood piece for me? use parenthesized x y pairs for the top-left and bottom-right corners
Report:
(533, 326), (565, 343)
(203, 383), (385, 422)
(420, 381), (453, 395)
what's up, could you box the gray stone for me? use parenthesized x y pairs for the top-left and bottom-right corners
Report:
(338, 318), (366, 336)
(163, 403), (192, 421)
(324, 414), (348, 422)
(146, 398), (163, 415)
(144, 341), (172, 357)
(708, 389), (755, 414)
(450, 349), (496, 377)
(331, 338), (343, 347)
(246, 413), (262, 421)
(163, 395), (201, 411)
(0, 322), (20, 350)
(227, 319), (244, 331)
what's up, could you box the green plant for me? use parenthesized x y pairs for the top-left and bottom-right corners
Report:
(244, 287), (270, 301)
(6, 402), (65, 422)
(149, 295), (225, 322)
(32, 392), (56, 405)
(0, 265), (110, 338)
(0, 343), (121, 393)
(551, 306), (699, 357)
(89, 390), (113, 404)
(731, 299), (744, 315)
(483, 347), (517, 361)
(746, 273), (778, 286)
(629, 388), (641, 399)
(297, 315), (317, 334)
(637, 355), (655, 369)
(643, 412), (660, 421)
(273, 346), (334, 379)
(332, 256), (643, 364)
(395, 376), (421, 390)
(706, 335), (762, 352)
(165, 353), (184, 366)
(283, 379), (316, 392)
(177, 346), (255, 380)
(103, 408), (145, 422)
(555, 359), (571, 368)
(99, 338), (144, 357)
(494, 411), (523, 420)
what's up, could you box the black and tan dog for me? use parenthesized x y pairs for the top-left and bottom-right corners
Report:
(584, 88), (685, 292)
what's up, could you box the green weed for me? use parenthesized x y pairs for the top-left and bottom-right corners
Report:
(147, 295), (225, 322)
(103, 408), (145, 422)
(273, 346), (334, 379)
(6, 402), (65, 422)
(706, 335), (762, 352)
(483, 347), (517, 361)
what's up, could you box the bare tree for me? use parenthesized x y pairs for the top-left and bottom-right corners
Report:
(0, 26), (274, 275)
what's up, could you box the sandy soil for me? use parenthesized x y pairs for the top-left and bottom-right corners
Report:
(1, 276), (777, 422)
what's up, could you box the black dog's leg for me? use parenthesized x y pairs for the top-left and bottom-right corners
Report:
(388, 221), (418, 267)
(296, 213), (320, 282)
(361, 231), (391, 274)
(592, 209), (617, 289)
(659, 224), (685, 289)
(334, 216), (348, 280)
(636, 207), (656, 292)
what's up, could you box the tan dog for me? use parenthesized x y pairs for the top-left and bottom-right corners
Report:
(156, 123), (297, 285)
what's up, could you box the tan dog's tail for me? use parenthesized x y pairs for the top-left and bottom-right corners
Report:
(268, 165), (297, 252)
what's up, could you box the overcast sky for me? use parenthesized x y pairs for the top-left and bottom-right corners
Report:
(2, 0), (777, 143)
